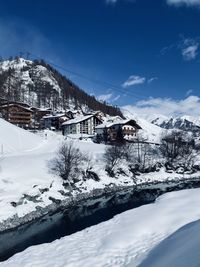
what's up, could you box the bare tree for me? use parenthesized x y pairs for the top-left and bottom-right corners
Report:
(125, 142), (159, 173)
(160, 130), (194, 163)
(104, 145), (124, 175)
(48, 142), (87, 187)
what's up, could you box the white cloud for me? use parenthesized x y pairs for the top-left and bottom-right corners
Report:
(123, 95), (200, 117)
(186, 89), (193, 96)
(106, 0), (135, 4)
(106, 0), (118, 4)
(148, 77), (158, 84)
(167, 0), (200, 6)
(97, 93), (120, 102)
(122, 75), (146, 88)
(97, 93), (113, 102)
(161, 37), (199, 61)
(113, 95), (120, 101)
(181, 39), (199, 60)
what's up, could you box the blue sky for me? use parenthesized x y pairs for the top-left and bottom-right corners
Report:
(1, 0), (200, 116)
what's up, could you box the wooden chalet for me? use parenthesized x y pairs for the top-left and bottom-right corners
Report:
(31, 107), (52, 122)
(41, 113), (70, 130)
(0, 103), (33, 127)
(95, 119), (142, 142)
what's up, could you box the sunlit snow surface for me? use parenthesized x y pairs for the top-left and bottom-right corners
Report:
(0, 118), (200, 225)
(1, 188), (200, 267)
(139, 219), (200, 267)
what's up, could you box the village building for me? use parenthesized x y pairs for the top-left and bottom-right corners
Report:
(0, 103), (33, 128)
(65, 110), (75, 119)
(65, 109), (82, 119)
(41, 113), (69, 130)
(31, 107), (52, 122)
(95, 119), (142, 142)
(62, 115), (102, 136)
(83, 111), (106, 121)
(0, 98), (31, 109)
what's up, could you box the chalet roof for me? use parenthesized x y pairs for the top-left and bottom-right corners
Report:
(95, 119), (142, 130)
(66, 109), (80, 114)
(31, 107), (52, 112)
(43, 113), (67, 119)
(62, 115), (94, 126)
(0, 103), (33, 113)
(0, 99), (30, 108)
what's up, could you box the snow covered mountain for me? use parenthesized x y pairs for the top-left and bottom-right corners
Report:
(0, 57), (123, 117)
(151, 115), (200, 133)
(122, 108), (200, 133)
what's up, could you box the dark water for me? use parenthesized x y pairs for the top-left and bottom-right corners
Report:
(1, 178), (200, 263)
(0, 188), (157, 262)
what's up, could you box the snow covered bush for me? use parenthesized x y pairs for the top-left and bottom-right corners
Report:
(48, 142), (87, 187)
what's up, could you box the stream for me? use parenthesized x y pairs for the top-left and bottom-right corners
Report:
(0, 177), (200, 262)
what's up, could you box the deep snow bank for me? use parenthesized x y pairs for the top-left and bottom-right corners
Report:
(139, 219), (200, 267)
(0, 119), (42, 153)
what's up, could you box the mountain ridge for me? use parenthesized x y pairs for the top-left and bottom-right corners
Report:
(0, 57), (123, 118)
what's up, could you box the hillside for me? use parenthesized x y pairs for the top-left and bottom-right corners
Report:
(0, 57), (123, 117)
(122, 111), (164, 144)
(0, 118), (42, 153)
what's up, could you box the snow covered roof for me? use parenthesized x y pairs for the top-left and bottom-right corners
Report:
(62, 115), (94, 126)
(0, 103), (33, 112)
(96, 119), (142, 129)
(43, 113), (67, 119)
(31, 107), (52, 112)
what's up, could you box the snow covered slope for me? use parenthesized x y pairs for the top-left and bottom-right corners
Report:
(139, 219), (200, 267)
(136, 118), (164, 143)
(2, 188), (200, 267)
(0, 117), (200, 232)
(122, 110), (164, 143)
(0, 120), (107, 223)
(0, 118), (42, 153)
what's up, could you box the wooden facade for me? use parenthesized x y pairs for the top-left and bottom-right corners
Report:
(31, 107), (52, 122)
(42, 114), (69, 130)
(0, 103), (33, 127)
(96, 119), (142, 142)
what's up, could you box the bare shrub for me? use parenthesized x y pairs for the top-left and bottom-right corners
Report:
(160, 130), (194, 162)
(104, 140), (160, 176)
(48, 142), (87, 187)
(127, 142), (160, 173)
(104, 145), (124, 176)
